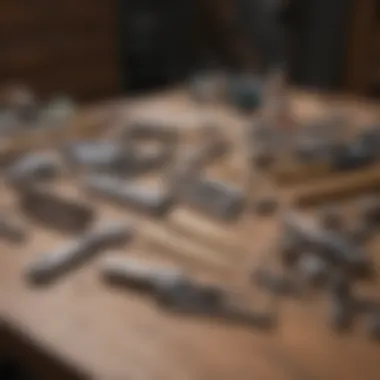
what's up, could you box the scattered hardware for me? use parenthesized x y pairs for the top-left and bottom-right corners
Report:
(101, 257), (275, 328)
(62, 141), (135, 176)
(175, 174), (245, 221)
(173, 127), (244, 221)
(26, 223), (134, 284)
(226, 74), (262, 112)
(84, 175), (174, 217)
(0, 85), (76, 133)
(18, 187), (94, 234)
(296, 253), (329, 286)
(6, 152), (60, 187)
(282, 212), (371, 276)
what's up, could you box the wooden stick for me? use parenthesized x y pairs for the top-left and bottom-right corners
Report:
(291, 165), (380, 207)
(141, 221), (232, 273)
(167, 208), (241, 252)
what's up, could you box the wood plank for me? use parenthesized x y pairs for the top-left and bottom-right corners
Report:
(345, 0), (378, 93)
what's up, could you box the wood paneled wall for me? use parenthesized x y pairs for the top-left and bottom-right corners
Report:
(0, 0), (119, 101)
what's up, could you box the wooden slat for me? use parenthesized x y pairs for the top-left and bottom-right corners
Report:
(345, 0), (378, 93)
(0, 0), (46, 33)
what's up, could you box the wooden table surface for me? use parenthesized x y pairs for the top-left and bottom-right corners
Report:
(1, 89), (380, 380)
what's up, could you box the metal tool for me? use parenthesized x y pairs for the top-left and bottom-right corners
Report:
(117, 120), (179, 174)
(175, 174), (245, 221)
(6, 152), (60, 187)
(84, 175), (174, 217)
(101, 257), (275, 328)
(62, 140), (135, 176)
(296, 253), (329, 286)
(26, 223), (134, 284)
(173, 128), (244, 221)
(282, 212), (371, 276)
(18, 187), (94, 234)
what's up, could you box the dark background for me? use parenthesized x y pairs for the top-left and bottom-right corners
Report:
(1, 0), (379, 101)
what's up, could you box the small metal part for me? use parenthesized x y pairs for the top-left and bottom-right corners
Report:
(319, 205), (344, 231)
(6, 152), (60, 186)
(101, 257), (185, 291)
(282, 212), (371, 276)
(62, 141), (134, 175)
(297, 253), (329, 286)
(84, 175), (174, 217)
(367, 310), (380, 341)
(18, 187), (94, 234)
(251, 269), (300, 297)
(102, 257), (274, 328)
(329, 141), (375, 172)
(294, 136), (329, 163)
(227, 74), (262, 112)
(175, 175), (245, 221)
(27, 223), (134, 284)
(253, 196), (278, 216)
(0, 217), (27, 243)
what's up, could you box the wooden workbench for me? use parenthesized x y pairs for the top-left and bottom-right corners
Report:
(1, 89), (380, 380)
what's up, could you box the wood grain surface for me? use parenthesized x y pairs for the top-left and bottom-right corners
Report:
(1, 89), (380, 380)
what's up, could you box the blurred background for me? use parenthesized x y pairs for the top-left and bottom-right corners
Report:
(0, 0), (379, 103)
